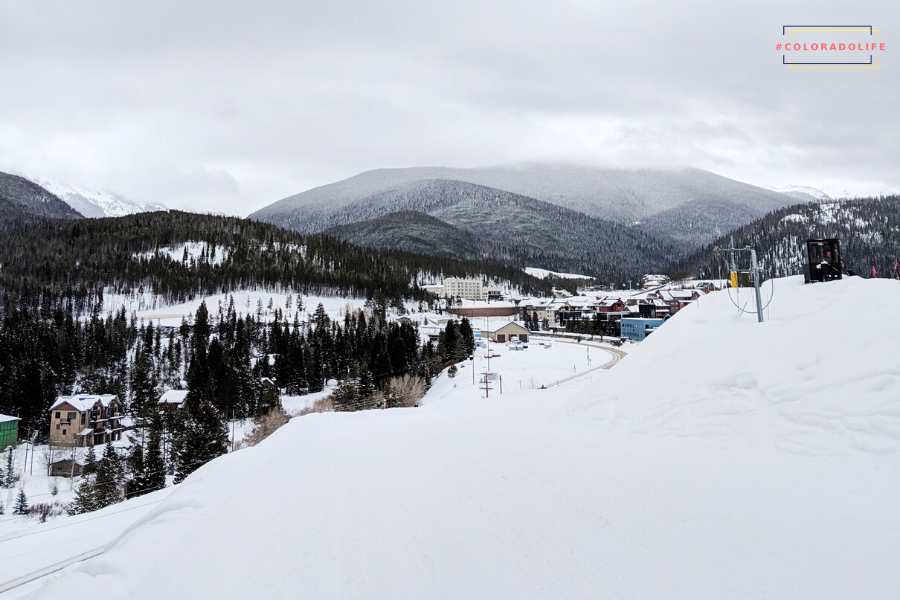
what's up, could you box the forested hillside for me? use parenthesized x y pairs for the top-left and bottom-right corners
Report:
(327, 211), (485, 261)
(0, 210), (552, 311)
(270, 179), (682, 278)
(0, 211), (551, 436)
(0, 172), (83, 220)
(673, 196), (900, 279)
(252, 164), (794, 246)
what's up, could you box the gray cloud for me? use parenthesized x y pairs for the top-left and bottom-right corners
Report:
(0, 0), (896, 214)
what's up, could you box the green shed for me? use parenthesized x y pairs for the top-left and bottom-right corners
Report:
(0, 415), (18, 450)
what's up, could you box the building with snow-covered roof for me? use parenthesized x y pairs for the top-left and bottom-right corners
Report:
(49, 394), (123, 447)
(519, 299), (558, 327)
(158, 390), (189, 410)
(480, 321), (530, 343)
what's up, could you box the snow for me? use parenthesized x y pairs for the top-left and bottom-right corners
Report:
(781, 213), (808, 223)
(50, 395), (118, 412)
(0, 415), (17, 424)
(30, 177), (166, 219)
(102, 291), (370, 328)
(0, 487), (174, 597)
(281, 387), (335, 416)
(9, 276), (900, 599)
(137, 242), (229, 266)
(157, 390), (188, 406)
(524, 267), (592, 280)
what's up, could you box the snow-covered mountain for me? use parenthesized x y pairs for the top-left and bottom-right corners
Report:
(31, 177), (166, 218)
(251, 164), (797, 247)
(770, 183), (900, 203)
(768, 184), (833, 202)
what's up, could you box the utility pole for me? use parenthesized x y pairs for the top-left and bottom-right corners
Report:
(22, 431), (29, 479)
(751, 249), (764, 323)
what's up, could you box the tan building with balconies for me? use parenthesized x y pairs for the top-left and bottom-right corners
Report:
(49, 394), (124, 447)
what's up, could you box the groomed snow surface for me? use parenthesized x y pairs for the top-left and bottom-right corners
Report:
(6, 276), (899, 599)
(523, 267), (593, 280)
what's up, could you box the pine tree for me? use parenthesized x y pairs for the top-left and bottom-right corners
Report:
(358, 368), (375, 408)
(70, 476), (99, 514)
(3, 448), (17, 489)
(144, 424), (167, 493)
(459, 318), (475, 356)
(13, 489), (28, 515)
(82, 446), (98, 477)
(332, 377), (361, 412)
(173, 399), (228, 483)
(94, 443), (124, 508)
(130, 347), (158, 416)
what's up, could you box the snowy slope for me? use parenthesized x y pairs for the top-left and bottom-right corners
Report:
(523, 267), (592, 280)
(566, 276), (900, 454)
(769, 184), (833, 202)
(13, 276), (900, 599)
(770, 183), (900, 202)
(31, 178), (166, 218)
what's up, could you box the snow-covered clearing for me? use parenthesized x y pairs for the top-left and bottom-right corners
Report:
(524, 267), (592, 280)
(136, 242), (229, 266)
(6, 276), (899, 599)
(106, 292), (370, 328)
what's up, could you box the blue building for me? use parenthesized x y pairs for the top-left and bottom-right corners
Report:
(620, 317), (667, 342)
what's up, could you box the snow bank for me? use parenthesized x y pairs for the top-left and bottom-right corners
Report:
(565, 276), (900, 455)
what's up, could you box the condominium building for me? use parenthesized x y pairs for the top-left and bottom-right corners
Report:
(443, 278), (485, 300)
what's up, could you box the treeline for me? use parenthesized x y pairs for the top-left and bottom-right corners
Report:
(671, 195), (900, 279)
(6, 292), (471, 515)
(0, 209), (553, 432)
(0, 210), (553, 314)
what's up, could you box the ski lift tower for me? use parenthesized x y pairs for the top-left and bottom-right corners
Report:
(714, 239), (766, 323)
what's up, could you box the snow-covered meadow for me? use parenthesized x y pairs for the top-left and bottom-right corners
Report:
(3, 275), (898, 599)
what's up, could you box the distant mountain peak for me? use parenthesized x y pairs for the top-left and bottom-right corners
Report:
(769, 183), (899, 203)
(768, 184), (833, 202)
(30, 177), (167, 218)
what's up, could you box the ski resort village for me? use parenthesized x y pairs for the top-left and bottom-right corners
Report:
(1, 1), (898, 596)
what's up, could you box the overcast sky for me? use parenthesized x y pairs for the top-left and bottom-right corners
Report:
(0, 0), (896, 214)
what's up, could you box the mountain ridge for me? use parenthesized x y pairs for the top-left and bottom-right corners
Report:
(0, 171), (83, 220)
(315, 179), (682, 278)
(252, 163), (797, 247)
(31, 177), (167, 218)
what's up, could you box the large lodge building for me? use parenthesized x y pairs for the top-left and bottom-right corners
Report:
(49, 394), (125, 447)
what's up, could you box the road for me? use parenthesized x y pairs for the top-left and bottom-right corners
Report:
(530, 335), (627, 386)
